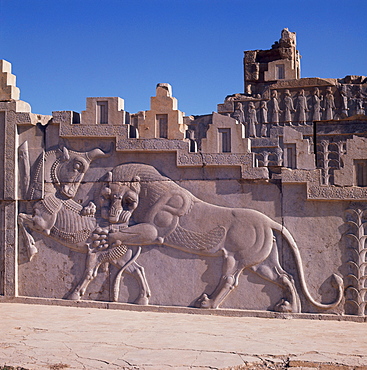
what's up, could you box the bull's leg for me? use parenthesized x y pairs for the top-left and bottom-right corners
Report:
(251, 239), (301, 313)
(68, 249), (101, 300)
(18, 213), (38, 260)
(113, 249), (151, 305)
(196, 249), (244, 309)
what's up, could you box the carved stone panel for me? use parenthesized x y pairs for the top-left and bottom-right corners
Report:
(1, 49), (366, 319)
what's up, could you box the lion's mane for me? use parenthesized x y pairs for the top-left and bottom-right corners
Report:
(110, 163), (191, 207)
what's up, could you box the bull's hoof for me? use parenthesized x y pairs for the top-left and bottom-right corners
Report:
(134, 296), (149, 305)
(28, 245), (38, 261)
(274, 298), (293, 313)
(68, 292), (81, 301)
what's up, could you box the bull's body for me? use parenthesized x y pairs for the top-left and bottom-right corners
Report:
(18, 147), (150, 304)
(18, 147), (104, 257)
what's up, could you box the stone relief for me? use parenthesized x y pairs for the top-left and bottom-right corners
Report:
(18, 146), (112, 259)
(344, 207), (367, 316)
(283, 89), (295, 125)
(312, 87), (323, 121)
(340, 86), (349, 118)
(259, 100), (268, 136)
(220, 85), (366, 135)
(2, 29), (367, 318)
(270, 90), (281, 125)
(232, 102), (245, 124)
(17, 145), (151, 304)
(316, 140), (344, 185)
(323, 87), (336, 120)
(67, 163), (343, 312)
(247, 102), (257, 137)
(296, 89), (309, 124)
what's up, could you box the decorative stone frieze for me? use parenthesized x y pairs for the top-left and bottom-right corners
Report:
(344, 206), (367, 316)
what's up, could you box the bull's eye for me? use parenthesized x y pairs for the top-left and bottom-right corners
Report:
(73, 161), (83, 171)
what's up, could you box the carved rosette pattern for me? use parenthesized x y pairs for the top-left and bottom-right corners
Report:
(59, 123), (126, 138)
(177, 153), (251, 166)
(345, 208), (367, 316)
(117, 139), (187, 151)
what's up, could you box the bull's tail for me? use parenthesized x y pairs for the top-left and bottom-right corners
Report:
(274, 223), (344, 310)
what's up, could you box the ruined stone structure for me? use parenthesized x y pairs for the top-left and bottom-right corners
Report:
(1, 30), (367, 317)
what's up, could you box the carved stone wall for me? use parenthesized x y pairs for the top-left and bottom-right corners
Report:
(1, 29), (367, 317)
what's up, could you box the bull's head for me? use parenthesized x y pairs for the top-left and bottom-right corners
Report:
(54, 146), (111, 198)
(100, 174), (141, 225)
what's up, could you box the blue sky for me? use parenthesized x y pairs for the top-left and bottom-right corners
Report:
(1, 0), (366, 116)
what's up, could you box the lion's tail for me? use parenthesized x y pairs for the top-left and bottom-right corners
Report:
(274, 222), (344, 310)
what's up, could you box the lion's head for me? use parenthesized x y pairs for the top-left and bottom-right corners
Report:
(99, 163), (192, 228)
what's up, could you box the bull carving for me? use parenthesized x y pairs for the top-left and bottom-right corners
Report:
(18, 145), (150, 304)
(18, 146), (107, 258)
(73, 163), (344, 313)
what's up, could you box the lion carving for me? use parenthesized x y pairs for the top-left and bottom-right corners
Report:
(82, 163), (344, 312)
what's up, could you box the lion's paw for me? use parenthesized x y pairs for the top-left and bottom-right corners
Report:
(134, 296), (150, 306)
(68, 291), (81, 301)
(274, 298), (293, 313)
(195, 293), (213, 309)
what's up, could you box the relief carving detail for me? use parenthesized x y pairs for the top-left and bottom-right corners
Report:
(270, 90), (281, 125)
(18, 146), (109, 259)
(18, 155), (344, 312)
(345, 208), (367, 316)
(324, 87), (336, 120)
(71, 162), (344, 312)
(17, 145), (151, 304)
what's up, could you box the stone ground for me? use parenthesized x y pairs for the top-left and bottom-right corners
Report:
(0, 302), (366, 370)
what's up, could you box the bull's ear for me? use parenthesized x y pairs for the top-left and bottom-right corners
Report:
(101, 184), (111, 198)
(60, 146), (70, 162)
(133, 176), (140, 183)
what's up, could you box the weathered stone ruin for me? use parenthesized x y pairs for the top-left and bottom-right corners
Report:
(1, 29), (367, 317)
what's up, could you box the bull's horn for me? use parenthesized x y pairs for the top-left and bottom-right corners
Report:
(60, 146), (70, 162)
(86, 143), (114, 161)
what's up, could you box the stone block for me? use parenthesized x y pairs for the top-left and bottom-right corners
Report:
(0, 59), (20, 101)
